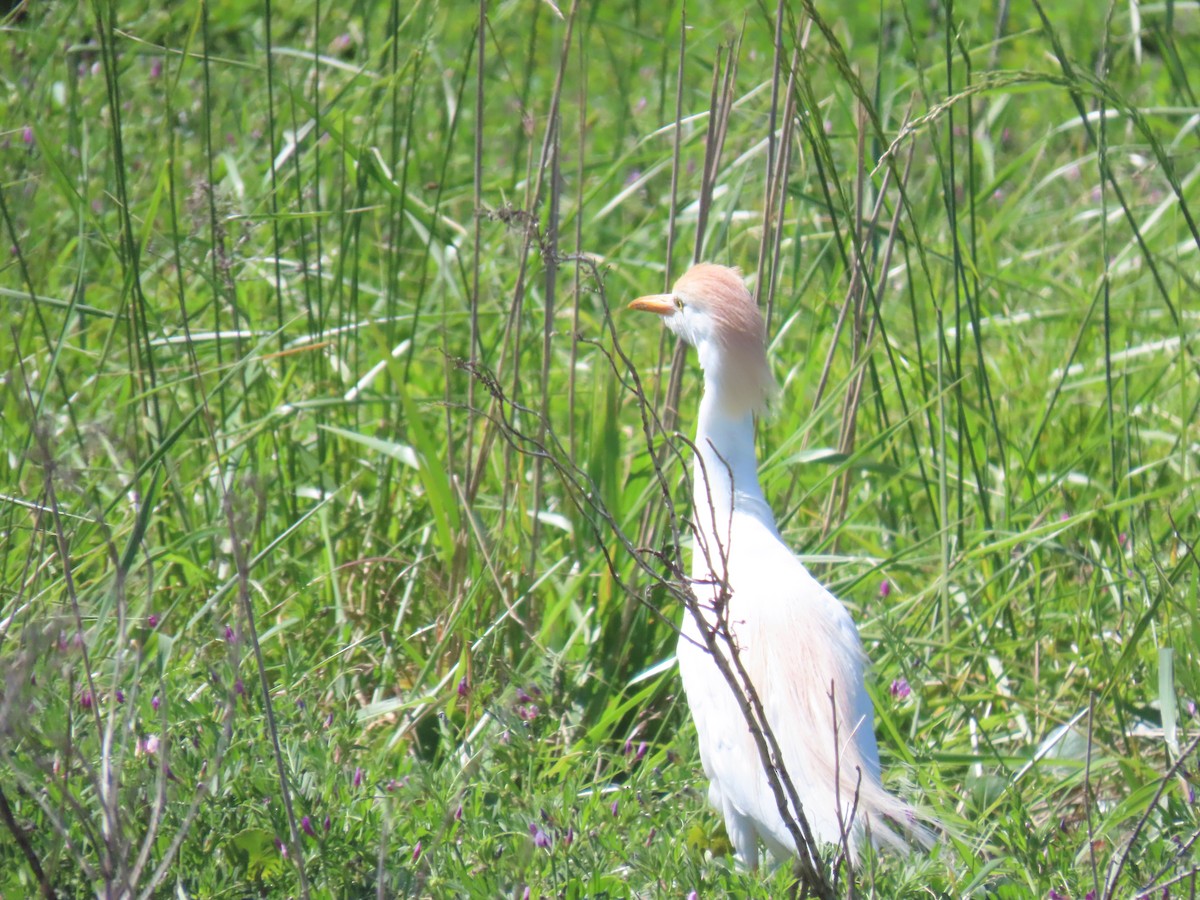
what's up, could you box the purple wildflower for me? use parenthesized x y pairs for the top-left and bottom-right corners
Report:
(301, 815), (316, 837)
(150, 58), (162, 79)
(353, 766), (364, 788)
(610, 799), (619, 816)
(529, 822), (551, 849)
(234, 678), (245, 696)
(879, 579), (891, 599)
(151, 693), (160, 711)
(412, 841), (422, 862)
(457, 675), (469, 698)
(115, 689), (125, 704)
(22, 126), (33, 147)
(518, 703), (539, 722)
(323, 814), (331, 832)
(890, 678), (911, 700)
(454, 804), (463, 822)
(224, 625), (235, 642)
(275, 837), (288, 858)
(80, 690), (94, 710)
(147, 614), (158, 628)
(636, 742), (648, 762)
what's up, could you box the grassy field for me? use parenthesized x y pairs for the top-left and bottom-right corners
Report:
(2, 0), (1199, 896)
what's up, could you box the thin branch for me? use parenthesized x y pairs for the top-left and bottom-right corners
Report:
(456, 261), (837, 896)
(1104, 730), (1200, 899)
(0, 785), (56, 900)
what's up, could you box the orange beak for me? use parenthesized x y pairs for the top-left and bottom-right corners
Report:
(627, 294), (675, 316)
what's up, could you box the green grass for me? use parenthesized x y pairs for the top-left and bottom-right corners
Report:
(2, 0), (1198, 896)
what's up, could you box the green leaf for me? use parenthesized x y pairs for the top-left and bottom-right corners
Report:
(319, 424), (419, 469)
(119, 465), (160, 572)
(396, 380), (460, 566)
(229, 828), (286, 879)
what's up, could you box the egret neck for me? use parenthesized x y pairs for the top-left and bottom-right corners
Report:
(691, 390), (775, 583)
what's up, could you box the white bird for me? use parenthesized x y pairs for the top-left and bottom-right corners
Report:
(629, 263), (928, 866)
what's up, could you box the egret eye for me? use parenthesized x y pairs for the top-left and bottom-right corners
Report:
(674, 296), (684, 311)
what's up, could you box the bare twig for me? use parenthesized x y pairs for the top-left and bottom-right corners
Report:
(0, 785), (56, 899)
(1103, 731), (1200, 899)
(828, 681), (862, 898)
(456, 261), (837, 896)
(1085, 694), (1100, 900)
(472, 0), (579, 528)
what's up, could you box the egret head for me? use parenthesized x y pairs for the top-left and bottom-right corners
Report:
(629, 263), (777, 415)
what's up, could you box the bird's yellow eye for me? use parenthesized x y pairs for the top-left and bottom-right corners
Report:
(674, 296), (684, 311)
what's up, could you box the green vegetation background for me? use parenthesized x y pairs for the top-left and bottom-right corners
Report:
(2, 0), (1198, 896)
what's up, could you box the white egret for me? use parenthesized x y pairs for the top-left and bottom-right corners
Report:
(629, 263), (928, 865)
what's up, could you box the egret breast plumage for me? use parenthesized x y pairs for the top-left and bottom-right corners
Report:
(629, 263), (928, 865)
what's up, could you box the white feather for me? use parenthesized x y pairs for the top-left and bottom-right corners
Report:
(633, 263), (931, 866)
